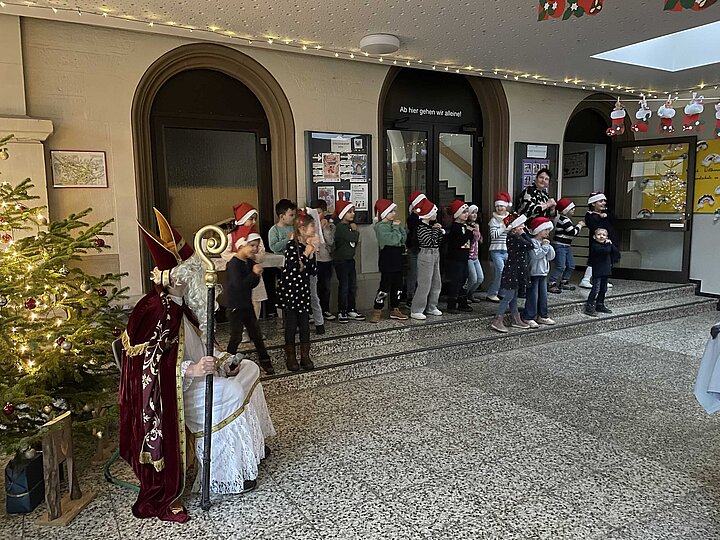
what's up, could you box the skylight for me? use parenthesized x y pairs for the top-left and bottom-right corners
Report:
(592, 20), (720, 72)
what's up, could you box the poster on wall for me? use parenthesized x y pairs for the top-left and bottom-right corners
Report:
(563, 152), (589, 178)
(521, 158), (551, 189)
(695, 139), (720, 214)
(306, 131), (372, 224)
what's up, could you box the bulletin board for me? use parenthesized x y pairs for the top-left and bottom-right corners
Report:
(513, 142), (560, 200)
(305, 131), (372, 224)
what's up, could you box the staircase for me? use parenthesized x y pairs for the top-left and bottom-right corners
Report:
(217, 281), (715, 398)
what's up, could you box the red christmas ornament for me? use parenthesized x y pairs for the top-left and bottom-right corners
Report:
(94, 238), (105, 248)
(111, 328), (122, 337)
(0, 216), (6, 223)
(96, 288), (107, 297)
(24, 298), (37, 310)
(3, 402), (15, 416)
(1, 233), (12, 243)
(55, 337), (65, 346)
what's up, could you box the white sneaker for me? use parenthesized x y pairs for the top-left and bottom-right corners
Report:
(537, 317), (556, 326)
(241, 331), (250, 343)
(607, 282), (613, 289)
(410, 312), (427, 320)
(486, 295), (501, 302)
(524, 319), (540, 328)
(579, 279), (592, 289)
(426, 308), (443, 316)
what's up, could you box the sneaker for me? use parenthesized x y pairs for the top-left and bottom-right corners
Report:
(370, 309), (382, 323)
(486, 295), (501, 303)
(348, 311), (366, 321)
(561, 282), (576, 291)
(323, 311), (336, 321)
(426, 308), (443, 316)
(595, 304), (612, 314)
(583, 305), (597, 317)
(389, 308), (409, 320)
(524, 319), (540, 328)
(490, 321), (508, 333)
(241, 330), (251, 343)
(548, 283), (562, 294)
(537, 317), (556, 325)
(458, 305), (473, 313)
(410, 312), (427, 320)
(607, 282), (613, 289)
(338, 312), (349, 324)
(579, 279), (592, 289)
(511, 317), (530, 329)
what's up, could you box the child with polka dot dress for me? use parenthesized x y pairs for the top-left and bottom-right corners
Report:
(278, 212), (318, 372)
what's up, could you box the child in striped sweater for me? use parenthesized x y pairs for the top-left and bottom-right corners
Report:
(487, 192), (512, 302)
(410, 198), (445, 320)
(548, 198), (584, 294)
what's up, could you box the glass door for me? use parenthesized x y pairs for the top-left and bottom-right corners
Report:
(610, 138), (696, 282)
(385, 129), (429, 217)
(438, 132), (474, 225)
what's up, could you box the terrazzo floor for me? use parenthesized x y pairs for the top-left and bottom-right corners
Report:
(4, 310), (720, 539)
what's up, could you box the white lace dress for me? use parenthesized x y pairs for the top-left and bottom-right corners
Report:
(180, 317), (275, 494)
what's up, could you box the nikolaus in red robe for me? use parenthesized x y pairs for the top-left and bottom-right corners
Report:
(119, 209), (196, 522)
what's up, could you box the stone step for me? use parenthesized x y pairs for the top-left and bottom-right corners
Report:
(261, 294), (715, 396)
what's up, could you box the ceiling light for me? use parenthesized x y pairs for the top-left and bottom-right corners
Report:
(359, 34), (400, 55)
(302, 45), (307, 50)
(350, 53), (355, 58)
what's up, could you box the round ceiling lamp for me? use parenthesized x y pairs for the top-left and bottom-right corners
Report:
(359, 34), (400, 55)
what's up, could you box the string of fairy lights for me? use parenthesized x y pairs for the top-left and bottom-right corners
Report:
(2, 0), (720, 100)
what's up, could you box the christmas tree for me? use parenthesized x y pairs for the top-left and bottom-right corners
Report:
(0, 135), (128, 454)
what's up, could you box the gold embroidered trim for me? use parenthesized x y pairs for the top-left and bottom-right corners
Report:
(139, 451), (165, 473)
(192, 377), (261, 438)
(171, 322), (187, 509)
(121, 330), (147, 357)
(216, 352), (232, 370)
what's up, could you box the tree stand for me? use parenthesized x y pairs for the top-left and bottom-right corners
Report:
(37, 411), (96, 526)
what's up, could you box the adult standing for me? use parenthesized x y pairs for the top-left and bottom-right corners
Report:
(515, 168), (556, 296)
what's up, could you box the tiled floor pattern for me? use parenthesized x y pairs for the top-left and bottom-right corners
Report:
(4, 311), (720, 539)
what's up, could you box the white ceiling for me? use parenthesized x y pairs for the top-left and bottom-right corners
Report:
(3, 0), (720, 95)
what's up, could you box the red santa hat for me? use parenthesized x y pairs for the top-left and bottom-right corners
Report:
(467, 204), (479, 214)
(494, 192), (512, 207)
(416, 198), (438, 220)
(503, 213), (527, 229)
(409, 191), (427, 211)
(137, 207), (194, 271)
(449, 200), (469, 219)
(231, 225), (262, 251)
(374, 199), (397, 220)
(588, 192), (607, 205)
(334, 200), (355, 220)
(556, 197), (575, 215)
(233, 202), (258, 226)
(529, 216), (554, 235)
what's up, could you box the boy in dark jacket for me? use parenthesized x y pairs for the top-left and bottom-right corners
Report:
(333, 200), (365, 323)
(445, 200), (474, 313)
(584, 227), (620, 317)
(225, 225), (274, 374)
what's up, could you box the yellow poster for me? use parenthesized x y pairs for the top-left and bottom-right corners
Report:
(695, 139), (720, 214)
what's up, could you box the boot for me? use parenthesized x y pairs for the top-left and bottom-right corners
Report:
(458, 297), (473, 313)
(511, 313), (530, 329)
(447, 298), (459, 314)
(370, 309), (382, 323)
(299, 343), (314, 370)
(583, 304), (597, 317)
(389, 307), (409, 320)
(284, 343), (299, 371)
(596, 303), (612, 314)
(315, 324), (325, 335)
(490, 315), (508, 333)
(258, 356), (275, 376)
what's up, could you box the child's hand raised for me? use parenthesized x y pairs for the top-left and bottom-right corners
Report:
(350, 223), (358, 231)
(600, 213), (608, 218)
(579, 220), (586, 227)
(542, 238), (551, 245)
(252, 264), (263, 275)
(432, 223), (443, 229)
(392, 219), (401, 226)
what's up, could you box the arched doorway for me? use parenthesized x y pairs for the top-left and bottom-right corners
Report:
(132, 43), (295, 286)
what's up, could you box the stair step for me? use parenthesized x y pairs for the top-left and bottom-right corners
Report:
(261, 295), (714, 396)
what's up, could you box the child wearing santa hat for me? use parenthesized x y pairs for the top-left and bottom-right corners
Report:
(487, 192), (512, 302)
(580, 192), (617, 289)
(521, 217), (556, 328)
(490, 213), (533, 333)
(371, 199), (408, 322)
(548, 198), (585, 294)
(333, 200), (366, 323)
(225, 225), (274, 375)
(465, 204), (484, 303)
(445, 200), (474, 313)
(405, 191), (427, 306)
(410, 198), (445, 320)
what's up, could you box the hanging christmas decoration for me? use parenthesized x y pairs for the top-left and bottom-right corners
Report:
(631, 95), (652, 133)
(42, 405), (52, 415)
(606, 97), (626, 137)
(58, 265), (70, 277)
(61, 341), (72, 352)
(111, 328), (122, 337)
(0, 296), (8, 307)
(1, 233), (12, 243)
(0, 148), (8, 161)
(538, 0), (604, 20)
(682, 93), (705, 132)
(655, 166), (687, 213)
(664, 0), (717, 10)
(96, 287), (107, 297)
(80, 281), (93, 294)
(715, 103), (720, 139)
(538, 0), (566, 20)
(93, 238), (105, 248)
(3, 402), (15, 416)
(658, 97), (677, 134)
(24, 298), (37, 310)
(55, 337), (65, 347)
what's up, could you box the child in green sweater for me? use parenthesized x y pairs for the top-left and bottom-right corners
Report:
(333, 200), (365, 323)
(371, 199), (408, 322)
(266, 199), (296, 317)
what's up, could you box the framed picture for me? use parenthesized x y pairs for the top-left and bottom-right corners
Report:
(51, 151), (108, 188)
(563, 152), (589, 178)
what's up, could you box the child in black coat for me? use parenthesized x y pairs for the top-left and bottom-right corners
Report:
(445, 200), (474, 313)
(584, 227), (620, 317)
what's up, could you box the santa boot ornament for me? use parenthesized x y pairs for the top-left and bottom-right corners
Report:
(682, 92), (705, 132)
(658, 97), (677, 134)
(606, 97), (626, 137)
(714, 103), (720, 139)
(630, 94), (652, 133)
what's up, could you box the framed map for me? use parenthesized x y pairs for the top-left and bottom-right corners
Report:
(51, 151), (108, 188)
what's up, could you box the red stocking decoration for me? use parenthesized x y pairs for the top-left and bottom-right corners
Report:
(631, 95), (652, 133)
(606, 97), (626, 137)
(658, 98), (677, 134)
(682, 92), (705, 132)
(664, 0), (717, 11)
